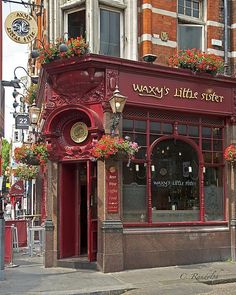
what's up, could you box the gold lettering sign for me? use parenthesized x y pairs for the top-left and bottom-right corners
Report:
(70, 122), (88, 143)
(132, 84), (224, 103)
(133, 84), (170, 99)
(5, 11), (38, 44)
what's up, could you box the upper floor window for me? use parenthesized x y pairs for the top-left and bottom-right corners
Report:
(62, 0), (137, 60)
(178, 0), (204, 50)
(178, 0), (201, 19)
(100, 8), (121, 57)
(67, 9), (86, 39)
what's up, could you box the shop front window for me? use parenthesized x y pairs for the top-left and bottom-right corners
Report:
(204, 167), (224, 221)
(151, 139), (199, 222)
(123, 162), (147, 222)
(122, 110), (225, 225)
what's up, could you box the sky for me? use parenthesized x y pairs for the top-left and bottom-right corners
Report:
(2, 2), (29, 140)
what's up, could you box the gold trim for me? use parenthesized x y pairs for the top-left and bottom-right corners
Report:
(70, 122), (88, 143)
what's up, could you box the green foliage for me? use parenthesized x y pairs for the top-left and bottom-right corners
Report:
(26, 84), (38, 105)
(14, 164), (39, 180)
(1, 138), (11, 175)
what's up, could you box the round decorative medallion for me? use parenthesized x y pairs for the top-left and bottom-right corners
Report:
(70, 122), (88, 143)
(159, 167), (167, 176)
(5, 11), (38, 44)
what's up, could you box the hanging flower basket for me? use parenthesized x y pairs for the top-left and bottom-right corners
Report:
(13, 164), (39, 180)
(91, 135), (139, 162)
(36, 36), (89, 64)
(224, 144), (236, 164)
(168, 48), (224, 75)
(14, 143), (48, 166)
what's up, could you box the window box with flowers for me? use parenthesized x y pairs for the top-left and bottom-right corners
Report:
(91, 135), (139, 163)
(168, 49), (224, 75)
(13, 164), (39, 180)
(224, 144), (236, 164)
(35, 36), (89, 64)
(14, 143), (48, 166)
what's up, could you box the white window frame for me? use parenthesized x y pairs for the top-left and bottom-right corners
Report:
(178, 0), (203, 20)
(178, 24), (204, 51)
(98, 5), (124, 58)
(61, 0), (138, 60)
(177, 0), (206, 51)
(63, 6), (86, 40)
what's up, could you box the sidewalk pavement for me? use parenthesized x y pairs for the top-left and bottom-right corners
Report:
(1, 248), (236, 295)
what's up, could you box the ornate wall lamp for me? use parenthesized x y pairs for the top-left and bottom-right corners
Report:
(28, 100), (41, 140)
(13, 66), (39, 85)
(109, 86), (127, 135)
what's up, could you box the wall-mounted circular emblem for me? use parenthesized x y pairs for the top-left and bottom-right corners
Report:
(5, 11), (38, 44)
(70, 122), (88, 143)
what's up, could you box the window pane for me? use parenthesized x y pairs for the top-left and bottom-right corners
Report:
(100, 9), (120, 57)
(163, 123), (172, 134)
(213, 140), (222, 151)
(193, 1), (199, 10)
(186, 7), (191, 16)
(202, 139), (211, 150)
(123, 119), (133, 131)
(186, 0), (191, 7)
(178, 124), (187, 135)
(213, 128), (222, 139)
(189, 125), (199, 137)
(68, 10), (86, 39)
(193, 9), (199, 18)
(123, 163), (147, 222)
(150, 122), (161, 133)
(135, 120), (146, 132)
(178, 5), (184, 14)
(179, 26), (202, 50)
(204, 167), (224, 220)
(202, 127), (211, 138)
(151, 139), (199, 222)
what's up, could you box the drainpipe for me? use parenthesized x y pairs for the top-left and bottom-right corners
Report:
(224, 0), (229, 75)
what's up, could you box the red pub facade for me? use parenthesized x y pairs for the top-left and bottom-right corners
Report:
(38, 54), (236, 272)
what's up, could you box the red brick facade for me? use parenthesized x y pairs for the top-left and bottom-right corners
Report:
(138, 0), (235, 75)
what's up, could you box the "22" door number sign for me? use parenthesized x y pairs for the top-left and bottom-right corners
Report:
(15, 114), (30, 129)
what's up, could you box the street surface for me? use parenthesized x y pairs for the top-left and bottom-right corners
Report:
(1, 249), (236, 295)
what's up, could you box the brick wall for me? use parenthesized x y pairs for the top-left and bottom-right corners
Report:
(138, 0), (235, 75)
